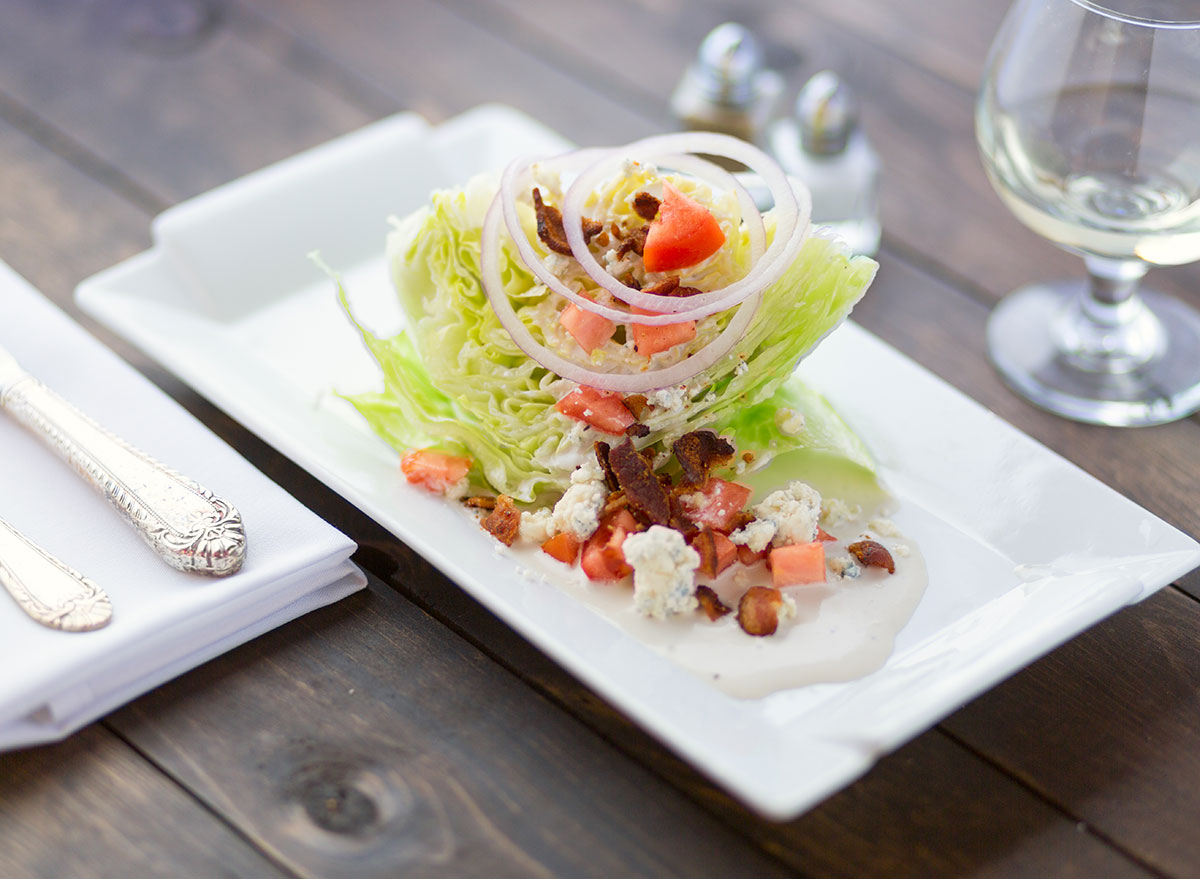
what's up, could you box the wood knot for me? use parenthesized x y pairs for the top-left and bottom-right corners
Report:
(283, 759), (396, 839)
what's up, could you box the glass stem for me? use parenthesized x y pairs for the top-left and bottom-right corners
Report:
(1054, 255), (1164, 374)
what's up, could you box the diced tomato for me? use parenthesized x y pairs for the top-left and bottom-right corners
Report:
(642, 183), (726, 273)
(555, 386), (636, 435)
(630, 306), (696, 357)
(559, 301), (615, 354)
(541, 532), (581, 565)
(770, 541), (827, 588)
(684, 478), (753, 532)
(816, 527), (837, 542)
(580, 509), (640, 581)
(400, 448), (472, 494)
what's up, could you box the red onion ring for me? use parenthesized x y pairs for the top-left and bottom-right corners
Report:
(480, 197), (763, 393)
(497, 153), (764, 325)
(561, 132), (809, 315)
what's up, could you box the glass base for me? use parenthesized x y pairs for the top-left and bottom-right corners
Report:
(987, 281), (1200, 426)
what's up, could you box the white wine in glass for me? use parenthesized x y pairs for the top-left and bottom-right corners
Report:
(976, 0), (1200, 425)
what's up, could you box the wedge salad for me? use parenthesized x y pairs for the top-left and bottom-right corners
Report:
(338, 132), (926, 696)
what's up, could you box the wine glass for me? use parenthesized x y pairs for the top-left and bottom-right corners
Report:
(976, 0), (1200, 426)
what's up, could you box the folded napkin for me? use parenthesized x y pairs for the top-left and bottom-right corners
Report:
(0, 262), (365, 749)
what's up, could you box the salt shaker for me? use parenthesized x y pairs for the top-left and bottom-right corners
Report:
(670, 23), (782, 147)
(769, 71), (881, 255)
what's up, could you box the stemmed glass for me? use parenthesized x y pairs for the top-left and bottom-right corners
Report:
(976, 0), (1200, 426)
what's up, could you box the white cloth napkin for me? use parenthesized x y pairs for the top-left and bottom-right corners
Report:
(0, 262), (366, 749)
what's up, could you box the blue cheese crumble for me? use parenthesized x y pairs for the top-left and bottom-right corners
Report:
(551, 458), (608, 540)
(731, 480), (822, 549)
(622, 525), (701, 619)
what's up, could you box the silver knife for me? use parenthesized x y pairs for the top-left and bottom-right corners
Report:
(0, 345), (245, 576)
(0, 516), (112, 631)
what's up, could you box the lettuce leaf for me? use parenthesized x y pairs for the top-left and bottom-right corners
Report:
(340, 174), (879, 501)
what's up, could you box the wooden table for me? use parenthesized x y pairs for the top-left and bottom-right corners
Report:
(4, 1), (1200, 876)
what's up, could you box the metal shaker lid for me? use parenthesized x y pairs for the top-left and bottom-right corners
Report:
(691, 23), (765, 107)
(796, 70), (859, 155)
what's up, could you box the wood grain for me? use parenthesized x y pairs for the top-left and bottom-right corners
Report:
(2, 0), (1200, 877)
(104, 580), (800, 879)
(0, 726), (292, 879)
(943, 588), (1200, 879)
(0, 0), (373, 204)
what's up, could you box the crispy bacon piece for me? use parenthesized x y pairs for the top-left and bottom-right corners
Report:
(737, 586), (786, 637)
(532, 187), (602, 255)
(594, 441), (619, 492)
(625, 422), (650, 438)
(582, 217), (604, 243)
(847, 539), (896, 574)
(640, 276), (703, 298)
(464, 496), (496, 510)
(481, 495), (521, 546)
(633, 191), (661, 221)
(608, 438), (673, 527)
(616, 225), (648, 259)
(672, 430), (736, 486)
(623, 394), (649, 420)
(690, 528), (737, 578)
(601, 490), (629, 518)
(532, 187), (572, 255)
(696, 585), (732, 621)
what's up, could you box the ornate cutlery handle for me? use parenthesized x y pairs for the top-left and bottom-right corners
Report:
(0, 373), (245, 576)
(0, 517), (112, 631)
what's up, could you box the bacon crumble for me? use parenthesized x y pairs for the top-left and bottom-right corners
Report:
(593, 441), (619, 492)
(641, 276), (704, 298)
(615, 225), (648, 259)
(847, 539), (896, 574)
(690, 529), (724, 578)
(672, 430), (736, 486)
(480, 495), (521, 546)
(633, 191), (661, 221)
(532, 187), (602, 256)
(737, 586), (786, 637)
(608, 439), (673, 527)
(696, 585), (732, 621)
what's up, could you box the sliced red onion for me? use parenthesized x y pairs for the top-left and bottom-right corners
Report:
(480, 197), (762, 393)
(561, 132), (809, 315)
(498, 156), (726, 326)
(498, 148), (777, 325)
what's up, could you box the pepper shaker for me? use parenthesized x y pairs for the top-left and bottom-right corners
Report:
(670, 23), (782, 147)
(769, 71), (881, 255)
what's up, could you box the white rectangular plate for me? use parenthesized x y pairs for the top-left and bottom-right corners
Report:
(76, 105), (1200, 820)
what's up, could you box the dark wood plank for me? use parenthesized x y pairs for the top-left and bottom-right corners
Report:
(239, 0), (658, 146)
(3, 1), (1199, 877)
(943, 588), (1200, 879)
(105, 578), (800, 879)
(0, 726), (292, 879)
(0, 0), (374, 204)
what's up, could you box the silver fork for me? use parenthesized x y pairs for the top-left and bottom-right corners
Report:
(0, 517), (112, 631)
(0, 344), (245, 576)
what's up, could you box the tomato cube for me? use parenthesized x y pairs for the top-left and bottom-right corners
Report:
(684, 478), (753, 532)
(400, 449), (472, 494)
(770, 542), (827, 588)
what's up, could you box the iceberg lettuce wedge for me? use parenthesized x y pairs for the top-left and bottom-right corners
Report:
(341, 174), (879, 501)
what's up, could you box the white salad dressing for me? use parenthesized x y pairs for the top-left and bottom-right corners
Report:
(478, 480), (927, 700)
